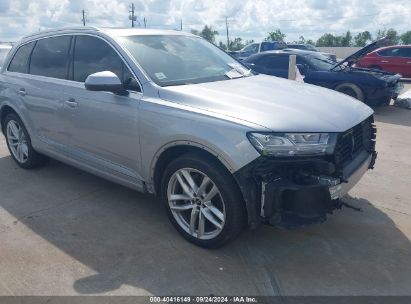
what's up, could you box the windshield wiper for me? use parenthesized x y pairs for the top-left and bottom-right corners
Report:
(224, 69), (247, 79)
(227, 63), (252, 77)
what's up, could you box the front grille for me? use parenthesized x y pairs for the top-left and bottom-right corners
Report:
(334, 116), (376, 168)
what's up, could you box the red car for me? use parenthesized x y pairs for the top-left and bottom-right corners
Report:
(357, 45), (411, 78)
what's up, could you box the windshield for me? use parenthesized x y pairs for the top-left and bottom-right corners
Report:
(306, 45), (318, 51)
(117, 35), (251, 87)
(306, 53), (340, 71)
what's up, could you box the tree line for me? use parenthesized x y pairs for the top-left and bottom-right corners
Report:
(191, 25), (411, 51)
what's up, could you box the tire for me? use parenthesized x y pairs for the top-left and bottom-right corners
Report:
(161, 153), (246, 248)
(335, 83), (365, 102)
(3, 113), (48, 169)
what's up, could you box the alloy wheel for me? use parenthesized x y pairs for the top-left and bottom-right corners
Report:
(167, 168), (226, 240)
(6, 120), (29, 164)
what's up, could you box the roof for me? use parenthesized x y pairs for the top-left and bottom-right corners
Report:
(373, 45), (411, 51)
(259, 49), (316, 56)
(22, 27), (193, 41)
(100, 27), (194, 37)
(244, 49), (320, 62)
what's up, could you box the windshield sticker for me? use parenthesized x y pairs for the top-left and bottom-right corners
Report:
(155, 72), (167, 80)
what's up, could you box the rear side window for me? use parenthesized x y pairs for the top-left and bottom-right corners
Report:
(403, 48), (411, 58)
(8, 42), (35, 73)
(30, 36), (72, 79)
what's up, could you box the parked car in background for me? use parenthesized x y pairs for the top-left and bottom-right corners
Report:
(244, 48), (402, 107)
(356, 45), (411, 78)
(287, 43), (318, 52)
(286, 43), (337, 61)
(1, 27), (377, 248)
(0, 45), (12, 68)
(228, 41), (287, 60)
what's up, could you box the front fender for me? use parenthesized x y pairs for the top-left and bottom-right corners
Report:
(138, 98), (261, 189)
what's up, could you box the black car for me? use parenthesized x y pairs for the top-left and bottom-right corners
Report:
(244, 39), (403, 107)
(286, 43), (337, 61)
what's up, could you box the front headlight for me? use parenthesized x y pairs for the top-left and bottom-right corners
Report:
(247, 132), (337, 157)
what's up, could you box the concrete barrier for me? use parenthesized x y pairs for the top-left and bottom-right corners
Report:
(317, 47), (362, 59)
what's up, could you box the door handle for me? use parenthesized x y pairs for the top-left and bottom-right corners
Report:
(407, 62), (411, 64)
(17, 88), (27, 96)
(64, 98), (78, 108)
(381, 60), (389, 63)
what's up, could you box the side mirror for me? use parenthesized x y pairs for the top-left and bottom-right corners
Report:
(296, 64), (307, 75)
(85, 71), (129, 96)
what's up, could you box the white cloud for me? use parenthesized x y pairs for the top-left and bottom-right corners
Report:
(0, 0), (410, 43)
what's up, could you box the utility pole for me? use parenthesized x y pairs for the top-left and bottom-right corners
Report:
(143, 17), (146, 28)
(180, 19), (183, 31)
(81, 10), (86, 26)
(129, 3), (136, 28)
(225, 16), (230, 51)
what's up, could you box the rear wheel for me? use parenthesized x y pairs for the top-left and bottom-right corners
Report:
(3, 113), (48, 169)
(161, 153), (246, 248)
(335, 83), (365, 102)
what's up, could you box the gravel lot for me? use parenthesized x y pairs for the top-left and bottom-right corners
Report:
(0, 85), (410, 296)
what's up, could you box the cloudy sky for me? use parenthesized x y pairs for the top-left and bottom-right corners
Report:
(0, 0), (410, 43)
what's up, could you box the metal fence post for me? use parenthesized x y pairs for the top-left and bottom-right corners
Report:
(288, 55), (297, 80)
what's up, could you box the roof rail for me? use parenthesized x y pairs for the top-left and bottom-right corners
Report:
(22, 26), (100, 39)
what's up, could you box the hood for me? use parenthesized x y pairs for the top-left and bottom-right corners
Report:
(347, 66), (401, 83)
(158, 74), (373, 133)
(333, 37), (391, 70)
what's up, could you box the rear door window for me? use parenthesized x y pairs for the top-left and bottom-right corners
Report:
(30, 36), (72, 79)
(378, 48), (407, 57)
(8, 42), (35, 74)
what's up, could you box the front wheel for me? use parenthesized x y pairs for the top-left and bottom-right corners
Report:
(335, 83), (365, 102)
(161, 153), (246, 248)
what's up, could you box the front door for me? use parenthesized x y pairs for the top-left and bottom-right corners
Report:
(63, 35), (143, 185)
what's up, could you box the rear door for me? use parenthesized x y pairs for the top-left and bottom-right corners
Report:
(5, 36), (71, 150)
(378, 48), (407, 75)
(62, 35), (144, 186)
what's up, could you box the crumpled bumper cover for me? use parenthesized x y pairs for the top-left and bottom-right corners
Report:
(233, 151), (377, 229)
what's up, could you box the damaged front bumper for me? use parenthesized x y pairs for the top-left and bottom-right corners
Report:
(234, 116), (377, 229)
(234, 150), (377, 229)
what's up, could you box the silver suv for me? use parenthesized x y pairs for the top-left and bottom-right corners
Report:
(0, 27), (377, 248)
